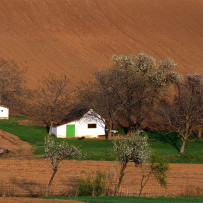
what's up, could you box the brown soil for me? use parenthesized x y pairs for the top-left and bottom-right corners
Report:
(0, 0), (202, 88)
(0, 160), (202, 197)
(0, 130), (33, 155)
(0, 197), (83, 203)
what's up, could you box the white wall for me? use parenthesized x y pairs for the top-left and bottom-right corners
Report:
(0, 106), (9, 119)
(75, 113), (105, 138)
(52, 123), (69, 138)
(52, 110), (105, 138)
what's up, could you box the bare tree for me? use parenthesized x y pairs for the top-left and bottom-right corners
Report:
(27, 73), (72, 135)
(78, 71), (120, 140)
(0, 58), (26, 112)
(158, 74), (203, 153)
(108, 53), (179, 135)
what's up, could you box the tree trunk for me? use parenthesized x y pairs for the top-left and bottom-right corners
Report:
(135, 122), (141, 136)
(45, 168), (58, 197)
(136, 129), (141, 136)
(139, 175), (145, 197)
(108, 128), (112, 140)
(114, 161), (128, 195)
(139, 171), (152, 197)
(128, 125), (132, 136)
(198, 129), (202, 139)
(49, 121), (53, 136)
(107, 119), (113, 140)
(180, 139), (186, 153)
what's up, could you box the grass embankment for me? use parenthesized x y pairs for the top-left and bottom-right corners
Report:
(0, 116), (202, 163)
(42, 196), (203, 203)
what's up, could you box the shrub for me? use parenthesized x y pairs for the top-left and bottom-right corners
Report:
(93, 171), (106, 196)
(77, 175), (94, 196)
(77, 171), (106, 196)
(139, 152), (169, 196)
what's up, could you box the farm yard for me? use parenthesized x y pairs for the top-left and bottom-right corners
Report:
(0, 116), (202, 163)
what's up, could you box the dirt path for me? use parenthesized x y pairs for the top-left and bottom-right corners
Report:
(0, 160), (202, 197)
(0, 130), (33, 155)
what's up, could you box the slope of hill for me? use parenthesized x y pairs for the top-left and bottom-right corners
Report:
(0, 0), (202, 87)
(0, 129), (32, 152)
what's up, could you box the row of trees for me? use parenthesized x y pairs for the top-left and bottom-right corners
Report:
(78, 53), (202, 153)
(79, 53), (179, 138)
(45, 134), (168, 197)
(0, 53), (202, 153)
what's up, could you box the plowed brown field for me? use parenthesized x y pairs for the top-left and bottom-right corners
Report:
(0, 160), (202, 197)
(0, 129), (32, 154)
(0, 0), (202, 87)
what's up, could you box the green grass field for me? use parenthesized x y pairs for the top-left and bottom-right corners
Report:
(0, 116), (202, 163)
(41, 196), (203, 203)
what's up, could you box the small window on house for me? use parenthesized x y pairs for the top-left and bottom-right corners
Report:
(88, 124), (97, 128)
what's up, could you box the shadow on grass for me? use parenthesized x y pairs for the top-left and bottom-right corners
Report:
(148, 131), (181, 152)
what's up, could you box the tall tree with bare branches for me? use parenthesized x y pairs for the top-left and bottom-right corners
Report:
(0, 58), (26, 112)
(158, 74), (203, 153)
(107, 53), (179, 135)
(27, 73), (72, 135)
(78, 71), (120, 140)
(79, 53), (179, 136)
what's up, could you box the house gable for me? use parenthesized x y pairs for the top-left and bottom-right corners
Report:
(53, 109), (105, 138)
(0, 106), (9, 119)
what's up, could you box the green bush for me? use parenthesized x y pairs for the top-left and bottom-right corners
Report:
(77, 175), (94, 196)
(77, 171), (106, 196)
(93, 171), (106, 196)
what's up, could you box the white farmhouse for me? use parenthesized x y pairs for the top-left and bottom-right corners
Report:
(52, 109), (105, 138)
(0, 106), (9, 119)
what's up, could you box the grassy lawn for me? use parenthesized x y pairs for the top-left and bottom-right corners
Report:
(0, 116), (202, 163)
(41, 196), (203, 203)
(0, 115), (47, 146)
(35, 139), (115, 161)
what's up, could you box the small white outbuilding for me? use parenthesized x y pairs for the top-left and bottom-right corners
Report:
(0, 106), (9, 119)
(52, 109), (105, 138)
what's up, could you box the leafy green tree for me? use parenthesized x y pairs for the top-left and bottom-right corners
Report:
(139, 153), (169, 196)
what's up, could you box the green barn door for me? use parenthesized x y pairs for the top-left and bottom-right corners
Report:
(66, 125), (75, 138)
